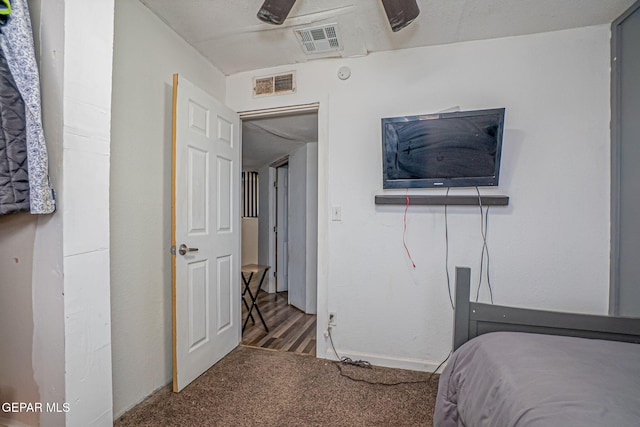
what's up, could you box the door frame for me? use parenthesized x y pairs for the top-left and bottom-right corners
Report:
(610, 0), (640, 315)
(239, 102), (324, 354)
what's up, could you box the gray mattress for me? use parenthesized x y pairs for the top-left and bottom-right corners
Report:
(434, 332), (640, 427)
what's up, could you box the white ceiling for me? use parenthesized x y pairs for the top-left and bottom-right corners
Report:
(138, 0), (634, 169)
(242, 112), (318, 169)
(139, 0), (634, 76)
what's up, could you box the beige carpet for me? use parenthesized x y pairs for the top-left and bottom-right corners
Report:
(115, 346), (439, 426)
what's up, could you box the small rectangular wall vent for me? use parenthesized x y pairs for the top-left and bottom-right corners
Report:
(253, 72), (296, 97)
(294, 23), (342, 54)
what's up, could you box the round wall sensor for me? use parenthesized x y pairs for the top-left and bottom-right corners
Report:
(337, 66), (351, 80)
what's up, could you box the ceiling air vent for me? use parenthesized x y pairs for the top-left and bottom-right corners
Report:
(294, 23), (342, 55)
(253, 71), (296, 98)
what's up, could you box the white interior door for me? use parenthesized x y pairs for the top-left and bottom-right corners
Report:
(276, 165), (289, 292)
(172, 74), (240, 392)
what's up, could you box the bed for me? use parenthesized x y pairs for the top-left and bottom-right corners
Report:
(434, 267), (640, 427)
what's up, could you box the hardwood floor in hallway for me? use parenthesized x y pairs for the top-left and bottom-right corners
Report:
(242, 291), (316, 356)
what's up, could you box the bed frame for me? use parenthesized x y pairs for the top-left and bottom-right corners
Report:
(453, 267), (640, 351)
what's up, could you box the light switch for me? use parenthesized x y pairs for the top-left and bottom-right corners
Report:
(332, 206), (342, 221)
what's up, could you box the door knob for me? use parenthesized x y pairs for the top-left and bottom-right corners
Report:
(178, 244), (199, 256)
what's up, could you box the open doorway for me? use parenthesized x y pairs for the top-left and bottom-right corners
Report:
(240, 107), (319, 356)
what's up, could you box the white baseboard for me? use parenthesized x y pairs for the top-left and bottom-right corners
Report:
(321, 347), (448, 373)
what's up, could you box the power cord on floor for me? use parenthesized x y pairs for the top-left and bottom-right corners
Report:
(326, 325), (448, 386)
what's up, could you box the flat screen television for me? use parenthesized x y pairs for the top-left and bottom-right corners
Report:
(382, 108), (505, 189)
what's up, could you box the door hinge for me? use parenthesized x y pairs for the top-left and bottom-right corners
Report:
(170, 245), (176, 255)
(273, 226), (277, 233)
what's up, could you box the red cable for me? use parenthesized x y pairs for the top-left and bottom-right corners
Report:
(403, 190), (416, 268)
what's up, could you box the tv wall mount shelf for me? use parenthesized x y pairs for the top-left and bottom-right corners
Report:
(375, 195), (509, 206)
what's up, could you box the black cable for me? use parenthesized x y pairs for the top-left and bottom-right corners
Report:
(325, 185), (461, 388)
(428, 351), (452, 382)
(444, 187), (454, 310)
(327, 327), (443, 386)
(484, 205), (494, 303)
(475, 187), (494, 304)
(475, 188), (485, 302)
(328, 325), (371, 368)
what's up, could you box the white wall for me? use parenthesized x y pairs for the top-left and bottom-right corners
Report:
(242, 218), (259, 265)
(12, 0), (117, 425)
(305, 142), (318, 314)
(3, 1), (129, 425)
(62, 0), (115, 425)
(29, 0), (66, 425)
(287, 143), (318, 314)
(0, 214), (40, 427)
(257, 165), (274, 292)
(227, 25), (612, 370)
(288, 146), (308, 311)
(110, 0), (226, 418)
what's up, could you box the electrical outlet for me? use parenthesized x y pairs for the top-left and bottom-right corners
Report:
(329, 312), (337, 327)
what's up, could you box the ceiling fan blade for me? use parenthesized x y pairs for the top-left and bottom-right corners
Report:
(381, 0), (420, 32)
(257, 0), (297, 25)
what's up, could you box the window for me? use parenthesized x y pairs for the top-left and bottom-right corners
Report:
(242, 171), (259, 218)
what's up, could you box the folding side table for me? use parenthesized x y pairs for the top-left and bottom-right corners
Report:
(240, 264), (270, 333)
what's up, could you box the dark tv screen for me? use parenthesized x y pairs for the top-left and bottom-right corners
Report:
(382, 108), (505, 189)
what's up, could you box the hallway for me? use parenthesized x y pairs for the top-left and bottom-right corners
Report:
(242, 291), (316, 356)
